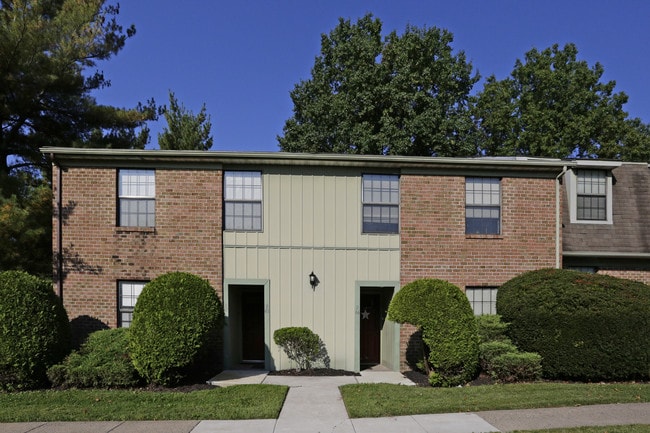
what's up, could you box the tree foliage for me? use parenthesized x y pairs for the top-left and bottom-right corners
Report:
(472, 43), (650, 160)
(278, 14), (479, 156)
(158, 91), (213, 151)
(0, 173), (51, 276)
(0, 0), (156, 178)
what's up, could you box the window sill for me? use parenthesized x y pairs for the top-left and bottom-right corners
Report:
(465, 234), (503, 240)
(115, 226), (156, 234)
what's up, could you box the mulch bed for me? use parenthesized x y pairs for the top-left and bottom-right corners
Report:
(268, 368), (360, 377)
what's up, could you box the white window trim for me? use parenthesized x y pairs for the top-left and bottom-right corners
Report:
(224, 171), (263, 232)
(565, 168), (613, 225)
(361, 174), (400, 234)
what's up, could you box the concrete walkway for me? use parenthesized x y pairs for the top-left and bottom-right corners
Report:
(2, 370), (649, 432)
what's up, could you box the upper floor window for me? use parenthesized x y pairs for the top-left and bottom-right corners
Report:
(566, 168), (613, 225)
(118, 169), (155, 227)
(576, 169), (606, 221)
(466, 177), (500, 235)
(118, 281), (146, 327)
(224, 171), (262, 231)
(362, 174), (399, 234)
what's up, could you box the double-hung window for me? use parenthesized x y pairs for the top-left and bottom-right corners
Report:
(465, 286), (498, 315)
(224, 171), (262, 231)
(362, 174), (399, 234)
(576, 169), (607, 221)
(465, 177), (501, 235)
(118, 281), (146, 327)
(118, 169), (155, 227)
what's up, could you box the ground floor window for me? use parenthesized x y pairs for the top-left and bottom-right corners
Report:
(465, 286), (498, 315)
(118, 281), (147, 327)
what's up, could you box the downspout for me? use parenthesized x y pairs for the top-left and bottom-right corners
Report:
(555, 166), (568, 269)
(53, 155), (63, 300)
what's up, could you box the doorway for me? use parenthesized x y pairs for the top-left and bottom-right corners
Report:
(226, 284), (266, 368)
(360, 292), (381, 366)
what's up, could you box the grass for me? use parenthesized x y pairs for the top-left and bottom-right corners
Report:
(513, 427), (650, 433)
(0, 384), (288, 422)
(340, 382), (650, 418)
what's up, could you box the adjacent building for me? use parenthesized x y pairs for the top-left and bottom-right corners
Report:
(44, 147), (649, 372)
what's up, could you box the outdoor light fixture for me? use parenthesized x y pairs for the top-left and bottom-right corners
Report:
(309, 271), (319, 290)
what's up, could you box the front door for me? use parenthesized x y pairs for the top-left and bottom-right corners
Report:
(241, 290), (265, 362)
(360, 293), (381, 366)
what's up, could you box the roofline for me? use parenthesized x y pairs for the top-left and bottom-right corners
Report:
(41, 147), (573, 171)
(563, 251), (650, 259)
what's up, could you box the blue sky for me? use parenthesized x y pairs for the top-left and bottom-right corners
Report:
(92, 0), (650, 152)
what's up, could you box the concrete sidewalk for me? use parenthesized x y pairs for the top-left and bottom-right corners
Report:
(1, 370), (649, 432)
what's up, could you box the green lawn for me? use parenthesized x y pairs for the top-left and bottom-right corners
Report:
(340, 382), (650, 418)
(0, 384), (288, 422)
(513, 427), (650, 433)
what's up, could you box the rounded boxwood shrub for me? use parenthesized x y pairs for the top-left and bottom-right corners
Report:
(387, 279), (479, 387)
(129, 272), (224, 386)
(490, 351), (542, 383)
(476, 314), (509, 344)
(47, 328), (141, 388)
(273, 327), (329, 371)
(479, 339), (517, 372)
(0, 270), (70, 390)
(497, 268), (650, 381)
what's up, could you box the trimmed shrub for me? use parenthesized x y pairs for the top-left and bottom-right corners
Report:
(273, 327), (328, 371)
(490, 352), (542, 383)
(388, 279), (479, 387)
(0, 271), (70, 391)
(479, 340), (517, 372)
(47, 328), (141, 388)
(476, 314), (509, 344)
(129, 272), (224, 386)
(497, 269), (650, 381)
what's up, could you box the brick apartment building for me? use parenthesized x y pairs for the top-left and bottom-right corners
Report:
(44, 147), (649, 372)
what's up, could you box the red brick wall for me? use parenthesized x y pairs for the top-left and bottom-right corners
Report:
(399, 174), (559, 370)
(53, 166), (222, 344)
(597, 269), (650, 285)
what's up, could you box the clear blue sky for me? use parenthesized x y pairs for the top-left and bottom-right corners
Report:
(92, 0), (650, 152)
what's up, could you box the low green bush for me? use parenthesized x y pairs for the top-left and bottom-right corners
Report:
(388, 279), (479, 387)
(273, 327), (329, 371)
(479, 340), (517, 372)
(475, 314), (509, 344)
(129, 272), (224, 386)
(497, 269), (650, 381)
(490, 351), (542, 383)
(0, 271), (70, 391)
(47, 328), (141, 389)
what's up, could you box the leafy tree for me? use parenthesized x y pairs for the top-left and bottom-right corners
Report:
(472, 43), (650, 160)
(278, 14), (479, 156)
(158, 91), (213, 151)
(0, 0), (155, 178)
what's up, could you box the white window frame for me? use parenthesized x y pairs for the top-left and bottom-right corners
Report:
(118, 169), (155, 227)
(566, 168), (613, 225)
(118, 281), (146, 328)
(466, 286), (498, 315)
(224, 171), (263, 231)
(361, 174), (400, 234)
(465, 177), (501, 235)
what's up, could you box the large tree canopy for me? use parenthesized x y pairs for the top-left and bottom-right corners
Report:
(158, 91), (213, 151)
(471, 43), (650, 160)
(278, 14), (479, 156)
(0, 0), (155, 179)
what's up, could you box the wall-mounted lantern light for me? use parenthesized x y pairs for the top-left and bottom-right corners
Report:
(309, 271), (319, 290)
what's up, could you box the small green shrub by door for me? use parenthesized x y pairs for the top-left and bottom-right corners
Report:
(497, 268), (650, 381)
(0, 270), (70, 391)
(273, 327), (329, 371)
(47, 328), (141, 388)
(129, 272), (224, 386)
(387, 278), (479, 387)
